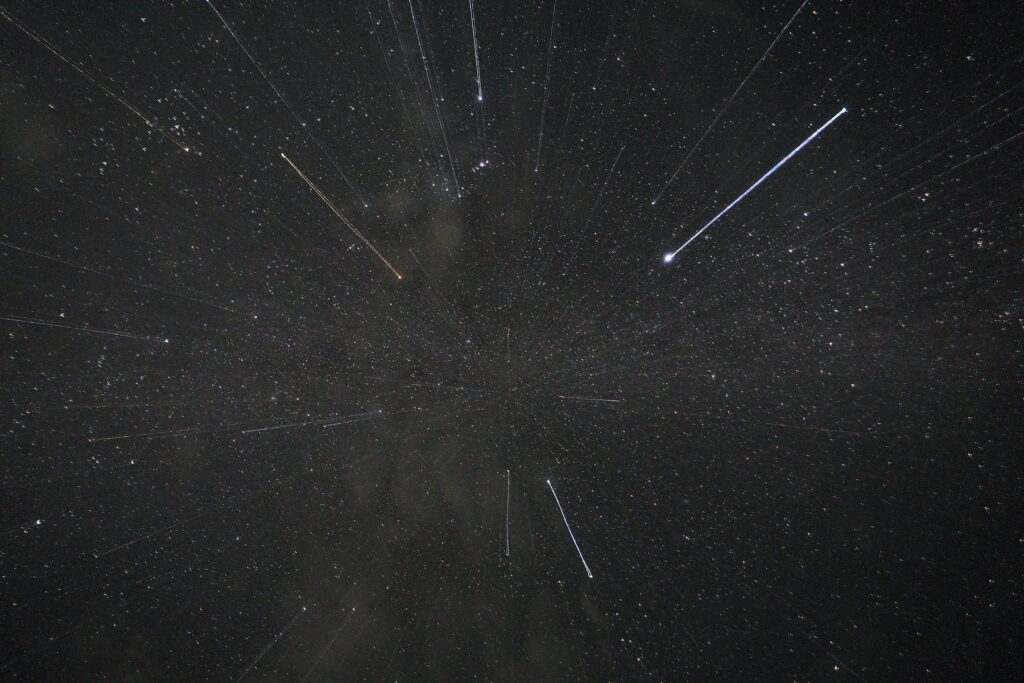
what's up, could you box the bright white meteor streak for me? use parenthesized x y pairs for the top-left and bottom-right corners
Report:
(469, 0), (483, 102)
(0, 315), (169, 344)
(663, 106), (848, 263)
(546, 479), (593, 578)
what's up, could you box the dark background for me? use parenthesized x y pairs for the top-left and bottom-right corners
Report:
(1, 0), (1021, 680)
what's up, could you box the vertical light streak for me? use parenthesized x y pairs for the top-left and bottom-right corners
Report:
(469, 0), (483, 102)
(408, 0), (461, 196)
(534, 0), (559, 172)
(468, 0), (488, 164)
(505, 469), (511, 556)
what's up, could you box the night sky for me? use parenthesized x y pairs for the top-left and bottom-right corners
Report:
(1, 1), (1022, 680)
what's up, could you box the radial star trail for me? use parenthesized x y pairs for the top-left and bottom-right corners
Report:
(651, 0), (811, 205)
(234, 606), (309, 683)
(281, 153), (403, 279)
(0, 9), (190, 153)
(663, 106), (848, 263)
(0, 240), (247, 318)
(534, 0), (559, 172)
(468, 0), (489, 164)
(408, 0), (461, 197)
(469, 0), (483, 103)
(546, 479), (593, 578)
(558, 395), (623, 403)
(205, 0), (368, 206)
(583, 145), (626, 232)
(0, 315), (169, 344)
(240, 410), (381, 434)
(88, 427), (200, 443)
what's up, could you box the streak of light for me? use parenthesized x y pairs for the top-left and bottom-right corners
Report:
(408, 0), (461, 196)
(365, 3), (431, 170)
(88, 427), (199, 443)
(280, 153), (403, 279)
(204, 0), (367, 206)
(469, 0), (483, 102)
(558, 395), (622, 403)
(651, 0), (811, 205)
(534, 0), (559, 172)
(468, 0), (489, 164)
(0, 314), (169, 344)
(92, 461), (328, 558)
(0, 240), (248, 318)
(790, 124), (1024, 252)
(505, 469), (511, 556)
(240, 410), (381, 434)
(663, 106), (847, 263)
(546, 479), (593, 578)
(86, 411), (380, 443)
(0, 618), (93, 673)
(234, 606), (309, 683)
(299, 604), (358, 683)
(0, 518), (43, 537)
(384, 0), (447, 179)
(582, 145), (625, 232)
(0, 8), (190, 153)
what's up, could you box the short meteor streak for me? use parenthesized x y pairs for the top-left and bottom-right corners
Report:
(234, 606), (309, 683)
(88, 427), (199, 443)
(505, 469), (511, 556)
(0, 9), (190, 153)
(240, 410), (381, 434)
(534, 0), (559, 172)
(546, 479), (593, 578)
(651, 0), (811, 205)
(663, 106), (848, 263)
(281, 153), (403, 280)
(0, 315), (169, 344)
(558, 395), (622, 404)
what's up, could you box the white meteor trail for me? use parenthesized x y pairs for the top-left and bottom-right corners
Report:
(534, 0), (559, 172)
(505, 470), (511, 556)
(558, 395), (622, 403)
(0, 9), (190, 153)
(408, 0), (461, 197)
(546, 479), (593, 578)
(0, 315), (168, 344)
(234, 606), (309, 683)
(663, 106), (848, 263)
(469, 0), (483, 102)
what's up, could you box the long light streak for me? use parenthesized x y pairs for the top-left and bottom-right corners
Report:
(664, 106), (848, 262)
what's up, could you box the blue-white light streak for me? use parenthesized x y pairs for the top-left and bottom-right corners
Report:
(663, 106), (848, 263)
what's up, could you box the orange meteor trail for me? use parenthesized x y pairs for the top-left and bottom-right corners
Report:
(280, 152), (403, 280)
(0, 8), (190, 153)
